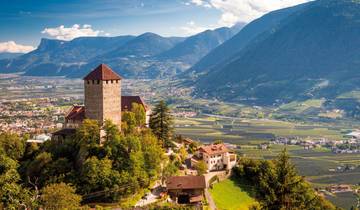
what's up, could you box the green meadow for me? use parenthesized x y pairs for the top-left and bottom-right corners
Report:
(209, 179), (257, 210)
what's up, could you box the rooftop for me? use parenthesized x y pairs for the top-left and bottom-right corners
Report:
(199, 143), (229, 155)
(65, 105), (85, 121)
(122, 96), (149, 111)
(166, 176), (206, 190)
(83, 64), (122, 81)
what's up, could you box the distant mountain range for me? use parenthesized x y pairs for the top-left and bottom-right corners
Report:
(0, 25), (242, 78)
(0, 53), (23, 60)
(190, 0), (360, 106)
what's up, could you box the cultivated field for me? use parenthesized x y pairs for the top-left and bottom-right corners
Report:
(175, 116), (360, 209)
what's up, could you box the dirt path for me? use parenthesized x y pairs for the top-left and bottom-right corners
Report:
(205, 188), (217, 210)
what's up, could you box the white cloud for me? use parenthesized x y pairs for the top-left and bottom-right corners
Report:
(188, 0), (312, 26)
(180, 21), (214, 35)
(191, 0), (211, 7)
(0, 41), (35, 53)
(41, 24), (105, 41)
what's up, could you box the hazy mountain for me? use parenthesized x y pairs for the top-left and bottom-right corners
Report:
(188, 2), (310, 75)
(158, 25), (242, 65)
(0, 53), (23, 60)
(100, 32), (184, 58)
(194, 0), (360, 105)
(0, 36), (135, 75)
(0, 27), (238, 78)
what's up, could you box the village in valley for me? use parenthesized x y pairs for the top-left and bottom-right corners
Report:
(1, 64), (360, 209)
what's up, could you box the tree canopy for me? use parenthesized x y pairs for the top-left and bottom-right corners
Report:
(234, 149), (337, 210)
(149, 100), (174, 147)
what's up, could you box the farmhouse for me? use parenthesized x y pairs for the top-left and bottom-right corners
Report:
(326, 184), (353, 193)
(192, 143), (237, 171)
(166, 176), (206, 204)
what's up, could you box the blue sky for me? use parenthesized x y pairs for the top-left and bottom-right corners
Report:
(0, 0), (310, 53)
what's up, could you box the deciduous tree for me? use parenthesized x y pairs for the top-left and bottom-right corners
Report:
(41, 182), (81, 210)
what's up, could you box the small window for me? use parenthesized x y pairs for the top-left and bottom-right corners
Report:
(106, 80), (108, 84)
(97, 80), (100, 84)
(111, 80), (113, 84)
(92, 80), (95, 84)
(87, 80), (90, 84)
(116, 80), (119, 83)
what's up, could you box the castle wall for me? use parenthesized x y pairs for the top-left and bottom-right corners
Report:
(102, 80), (122, 127)
(84, 79), (121, 128)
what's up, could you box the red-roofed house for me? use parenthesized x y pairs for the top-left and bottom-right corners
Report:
(192, 144), (237, 171)
(166, 176), (206, 204)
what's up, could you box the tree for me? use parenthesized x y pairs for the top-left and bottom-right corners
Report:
(76, 119), (100, 145)
(131, 103), (146, 127)
(235, 149), (337, 210)
(41, 183), (81, 210)
(103, 120), (120, 142)
(0, 149), (23, 209)
(161, 162), (178, 184)
(122, 111), (137, 135)
(178, 146), (188, 163)
(194, 160), (208, 175)
(0, 132), (26, 160)
(141, 130), (164, 178)
(149, 101), (174, 147)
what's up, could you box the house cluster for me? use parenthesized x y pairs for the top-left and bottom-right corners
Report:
(271, 136), (329, 149)
(326, 184), (353, 194)
(0, 98), (65, 134)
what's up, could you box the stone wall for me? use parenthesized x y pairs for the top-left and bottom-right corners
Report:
(84, 79), (121, 128)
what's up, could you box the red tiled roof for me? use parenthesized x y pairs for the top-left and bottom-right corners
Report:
(199, 144), (229, 155)
(83, 64), (122, 80)
(166, 176), (206, 190)
(121, 96), (149, 112)
(65, 105), (85, 121)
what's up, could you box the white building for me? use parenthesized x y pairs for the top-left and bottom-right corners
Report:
(27, 134), (51, 144)
(192, 144), (237, 171)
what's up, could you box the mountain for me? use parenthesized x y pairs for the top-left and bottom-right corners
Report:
(0, 26), (238, 78)
(0, 53), (23, 59)
(194, 0), (360, 105)
(188, 2), (309, 75)
(0, 36), (135, 75)
(158, 26), (242, 65)
(100, 32), (184, 58)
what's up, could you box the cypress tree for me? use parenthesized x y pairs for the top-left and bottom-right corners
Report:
(149, 100), (173, 147)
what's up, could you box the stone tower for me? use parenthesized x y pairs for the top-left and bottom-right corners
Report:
(83, 64), (122, 128)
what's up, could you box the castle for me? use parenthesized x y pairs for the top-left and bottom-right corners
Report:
(54, 64), (150, 137)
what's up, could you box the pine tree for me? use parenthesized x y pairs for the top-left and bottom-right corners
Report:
(149, 101), (173, 147)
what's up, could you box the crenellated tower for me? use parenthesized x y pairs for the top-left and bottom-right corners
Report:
(83, 64), (122, 128)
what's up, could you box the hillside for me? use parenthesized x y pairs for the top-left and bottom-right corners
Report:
(188, 2), (309, 75)
(194, 0), (360, 105)
(158, 26), (242, 65)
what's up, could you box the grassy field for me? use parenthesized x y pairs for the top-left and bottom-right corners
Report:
(209, 179), (257, 210)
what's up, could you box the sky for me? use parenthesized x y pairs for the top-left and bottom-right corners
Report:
(0, 0), (310, 53)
